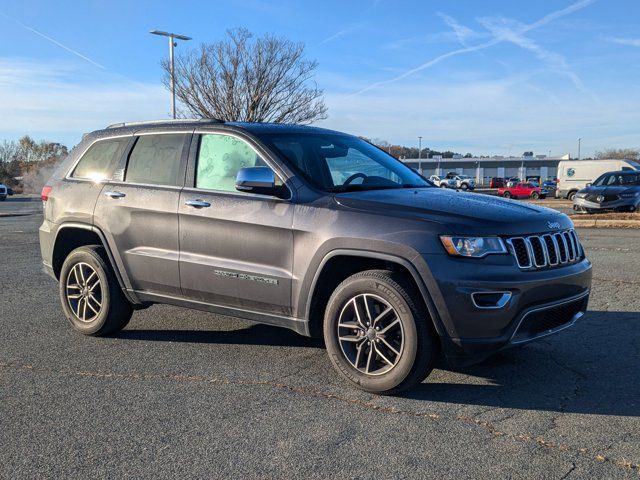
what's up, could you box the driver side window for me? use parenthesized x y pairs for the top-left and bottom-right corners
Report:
(196, 134), (266, 192)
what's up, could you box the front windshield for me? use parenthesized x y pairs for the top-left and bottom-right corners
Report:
(256, 132), (431, 192)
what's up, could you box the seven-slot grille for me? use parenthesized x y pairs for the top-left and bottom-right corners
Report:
(506, 229), (582, 270)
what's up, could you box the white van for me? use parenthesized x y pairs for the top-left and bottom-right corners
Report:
(557, 159), (640, 199)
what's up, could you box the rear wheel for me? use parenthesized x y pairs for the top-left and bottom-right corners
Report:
(59, 245), (133, 336)
(568, 191), (577, 201)
(503, 191), (512, 198)
(460, 183), (468, 191)
(323, 270), (439, 394)
(440, 184), (447, 188)
(530, 192), (540, 199)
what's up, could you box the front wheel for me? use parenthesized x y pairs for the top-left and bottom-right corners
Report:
(323, 270), (439, 394)
(460, 183), (468, 191)
(568, 191), (577, 201)
(503, 191), (512, 198)
(59, 245), (133, 336)
(530, 192), (540, 199)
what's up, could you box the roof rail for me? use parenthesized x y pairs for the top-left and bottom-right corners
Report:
(106, 118), (225, 129)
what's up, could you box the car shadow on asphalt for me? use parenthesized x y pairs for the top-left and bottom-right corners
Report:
(404, 310), (640, 417)
(116, 310), (638, 416)
(115, 323), (325, 349)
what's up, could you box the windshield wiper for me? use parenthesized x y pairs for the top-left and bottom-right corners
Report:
(326, 184), (399, 193)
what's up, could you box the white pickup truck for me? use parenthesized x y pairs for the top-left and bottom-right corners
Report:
(428, 175), (457, 188)
(445, 173), (476, 191)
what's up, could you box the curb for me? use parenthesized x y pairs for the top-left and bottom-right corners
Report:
(571, 218), (640, 228)
(0, 211), (39, 218)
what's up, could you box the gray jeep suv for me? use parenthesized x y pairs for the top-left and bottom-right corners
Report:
(39, 120), (592, 394)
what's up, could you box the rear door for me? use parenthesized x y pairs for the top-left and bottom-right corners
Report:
(178, 132), (294, 315)
(93, 131), (191, 297)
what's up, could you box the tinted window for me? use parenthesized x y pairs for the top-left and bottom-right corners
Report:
(125, 134), (187, 186)
(620, 173), (640, 185)
(196, 134), (266, 192)
(71, 138), (129, 181)
(257, 133), (429, 192)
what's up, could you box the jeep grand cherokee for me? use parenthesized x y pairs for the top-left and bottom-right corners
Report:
(39, 120), (592, 394)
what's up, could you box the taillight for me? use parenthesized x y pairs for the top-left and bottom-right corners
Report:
(41, 185), (53, 202)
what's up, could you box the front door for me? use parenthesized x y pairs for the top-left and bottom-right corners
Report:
(178, 133), (294, 315)
(93, 132), (191, 297)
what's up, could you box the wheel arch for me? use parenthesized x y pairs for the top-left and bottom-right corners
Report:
(52, 223), (139, 304)
(304, 249), (445, 339)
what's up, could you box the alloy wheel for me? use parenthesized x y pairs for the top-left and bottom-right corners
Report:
(65, 262), (102, 322)
(337, 293), (404, 376)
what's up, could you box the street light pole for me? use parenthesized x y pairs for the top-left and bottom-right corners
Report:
(577, 138), (581, 160)
(418, 136), (422, 174)
(150, 30), (192, 119)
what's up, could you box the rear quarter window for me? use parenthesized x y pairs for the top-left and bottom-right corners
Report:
(71, 138), (130, 181)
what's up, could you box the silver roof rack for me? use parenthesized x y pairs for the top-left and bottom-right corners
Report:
(106, 118), (224, 129)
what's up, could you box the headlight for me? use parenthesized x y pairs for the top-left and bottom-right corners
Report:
(440, 236), (507, 258)
(620, 192), (640, 198)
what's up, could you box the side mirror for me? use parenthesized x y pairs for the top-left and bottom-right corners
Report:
(235, 166), (284, 197)
(586, 183), (592, 187)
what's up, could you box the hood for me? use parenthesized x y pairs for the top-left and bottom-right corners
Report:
(334, 187), (571, 236)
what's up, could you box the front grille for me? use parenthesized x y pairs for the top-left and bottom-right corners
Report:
(512, 295), (588, 343)
(585, 193), (619, 203)
(506, 229), (582, 270)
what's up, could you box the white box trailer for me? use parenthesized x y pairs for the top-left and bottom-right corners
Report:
(556, 159), (640, 199)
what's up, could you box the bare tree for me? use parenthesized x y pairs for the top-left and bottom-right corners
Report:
(594, 148), (640, 160)
(162, 28), (327, 124)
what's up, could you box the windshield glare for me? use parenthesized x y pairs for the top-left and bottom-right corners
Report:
(257, 133), (431, 192)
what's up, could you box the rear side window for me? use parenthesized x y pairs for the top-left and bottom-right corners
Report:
(71, 138), (129, 181)
(126, 134), (187, 186)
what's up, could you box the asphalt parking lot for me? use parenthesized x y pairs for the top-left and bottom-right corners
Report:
(1, 212), (639, 479)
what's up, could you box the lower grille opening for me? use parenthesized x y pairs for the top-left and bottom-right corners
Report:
(512, 296), (588, 343)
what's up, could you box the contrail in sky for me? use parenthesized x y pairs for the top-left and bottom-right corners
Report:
(350, 0), (596, 96)
(0, 11), (106, 69)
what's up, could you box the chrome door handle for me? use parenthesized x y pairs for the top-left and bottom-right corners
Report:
(185, 199), (211, 208)
(104, 191), (126, 198)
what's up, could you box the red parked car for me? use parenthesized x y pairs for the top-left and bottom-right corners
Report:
(498, 182), (546, 199)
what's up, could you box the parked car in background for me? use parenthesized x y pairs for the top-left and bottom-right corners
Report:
(543, 180), (557, 191)
(498, 182), (546, 200)
(429, 175), (457, 188)
(489, 177), (505, 188)
(506, 177), (520, 187)
(0, 183), (7, 201)
(557, 159), (640, 200)
(444, 173), (476, 190)
(574, 170), (640, 213)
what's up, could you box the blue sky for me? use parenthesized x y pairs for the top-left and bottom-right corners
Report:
(1, 0), (639, 156)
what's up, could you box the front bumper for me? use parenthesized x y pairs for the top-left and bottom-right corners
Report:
(574, 196), (638, 211)
(416, 253), (592, 367)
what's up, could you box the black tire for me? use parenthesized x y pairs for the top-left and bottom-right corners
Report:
(568, 191), (577, 201)
(530, 192), (539, 200)
(503, 191), (512, 198)
(323, 270), (439, 395)
(460, 183), (468, 191)
(440, 184), (447, 188)
(59, 245), (133, 336)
